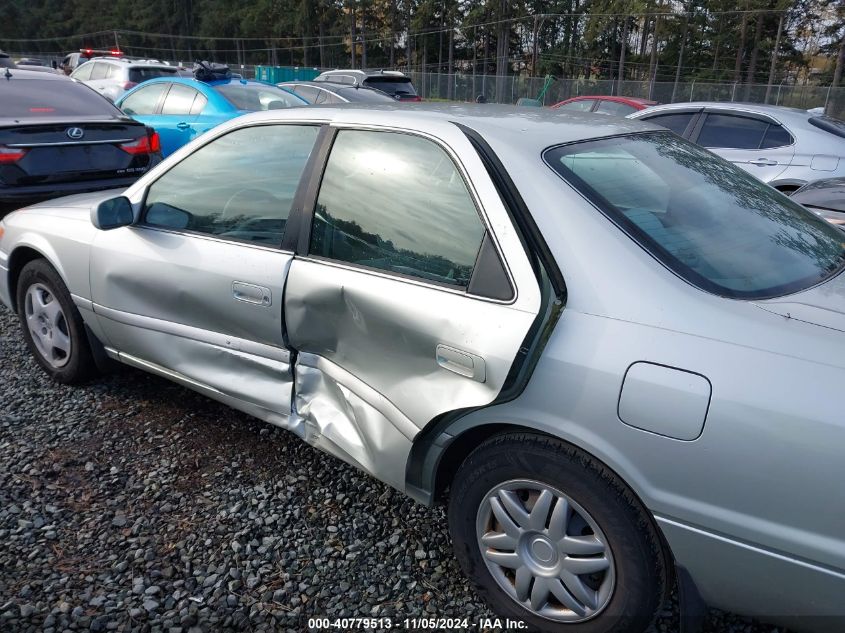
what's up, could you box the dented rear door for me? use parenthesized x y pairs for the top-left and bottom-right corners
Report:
(283, 125), (542, 491)
(89, 123), (321, 425)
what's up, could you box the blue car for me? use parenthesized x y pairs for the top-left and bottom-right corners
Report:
(115, 76), (308, 156)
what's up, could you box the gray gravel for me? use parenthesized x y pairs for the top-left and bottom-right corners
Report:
(0, 304), (790, 633)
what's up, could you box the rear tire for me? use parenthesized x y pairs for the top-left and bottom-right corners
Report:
(16, 259), (96, 384)
(448, 432), (668, 633)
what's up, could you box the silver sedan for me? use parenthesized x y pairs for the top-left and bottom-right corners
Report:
(1, 105), (843, 633)
(628, 101), (845, 192)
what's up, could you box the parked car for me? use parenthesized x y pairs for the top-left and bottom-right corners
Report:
(0, 69), (161, 207)
(59, 50), (101, 75)
(2, 105), (844, 633)
(790, 177), (845, 226)
(115, 73), (307, 156)
(628, 102), (845, 192)
(551, 95), (657, 116)
(315, 69), (421, 101)
(70, 57), (180, 102)
(279, 80), (398, 104)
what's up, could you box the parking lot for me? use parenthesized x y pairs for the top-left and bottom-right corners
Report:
(0, 302), (798, 633)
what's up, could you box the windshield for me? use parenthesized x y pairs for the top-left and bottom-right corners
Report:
(545, 132), (845, 299)
(213, 83), (306, 111)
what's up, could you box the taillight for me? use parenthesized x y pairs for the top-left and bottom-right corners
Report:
(122, 81), (138, 90)
(120, 136), (152, 155)
(0, 145), (26, 164)
(119, 132), (161, 155)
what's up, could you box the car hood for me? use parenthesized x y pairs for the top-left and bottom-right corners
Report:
(16, 189), (127, 221)
(755, 270), (845, 333)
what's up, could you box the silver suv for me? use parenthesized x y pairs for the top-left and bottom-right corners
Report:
(70, 57), (179, 102)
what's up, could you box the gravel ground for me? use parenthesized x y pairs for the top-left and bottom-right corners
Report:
(0, 303), (790, 633)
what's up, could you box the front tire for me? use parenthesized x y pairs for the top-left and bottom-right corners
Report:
(16, 259), (96, 384)
(448, 433), (668, 633)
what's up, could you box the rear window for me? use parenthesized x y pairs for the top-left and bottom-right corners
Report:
(363, 77), (417, 97)
(212, 83), (306, 111)
(809, 116), (845, 139)
(545, 132), (845, 299)
(338, 87), (397, 102)
(1, 78), (122, 117)
(129, 67), (178, 83)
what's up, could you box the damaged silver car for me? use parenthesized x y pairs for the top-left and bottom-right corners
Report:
(1, 105), (844, 633)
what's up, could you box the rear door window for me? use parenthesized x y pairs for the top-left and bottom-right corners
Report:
(641, 112), (697, 136)
(120, 83), (168, 115)
(310, 130), (485, 288)
(696, 114), (769, 149)
(161, 84), (201, 115)
(760, 124), (793, 148)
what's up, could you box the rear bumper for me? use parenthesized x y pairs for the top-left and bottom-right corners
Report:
(657, 515), (845, 632)
(0, 175), (144, 206)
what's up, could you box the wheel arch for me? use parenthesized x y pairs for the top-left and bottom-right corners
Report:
(417, 418), (681, 607)
(7, 243), (64, 312)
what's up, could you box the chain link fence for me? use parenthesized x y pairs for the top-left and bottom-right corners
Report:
(409, 72), (845, 119)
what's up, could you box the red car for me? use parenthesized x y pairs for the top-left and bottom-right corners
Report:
(550, 95), (656, 116)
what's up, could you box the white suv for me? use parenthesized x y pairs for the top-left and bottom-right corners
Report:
(70, 57), (179, 102)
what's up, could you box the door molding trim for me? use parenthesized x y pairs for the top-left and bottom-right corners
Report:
(93, 302), (290, 363)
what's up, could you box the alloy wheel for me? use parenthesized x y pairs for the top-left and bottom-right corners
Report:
(475, 479), (615, 623)
(24, 283), (72, 368)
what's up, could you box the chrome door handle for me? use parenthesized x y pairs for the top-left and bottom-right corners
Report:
(749, 158), (777, 166)
(176, 122), (191, 130)
(436, 344), (486, 383)
(232, 281), (271, 306)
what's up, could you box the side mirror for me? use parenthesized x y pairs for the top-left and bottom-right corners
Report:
(92, 196), (134, 230)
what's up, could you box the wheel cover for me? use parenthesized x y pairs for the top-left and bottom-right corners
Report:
(475, 479), (615, 623)
(24, 283), (72, 369)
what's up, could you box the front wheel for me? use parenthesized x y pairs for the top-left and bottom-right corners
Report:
(448, 433), (669, 633)
(16, 259), (96, 384)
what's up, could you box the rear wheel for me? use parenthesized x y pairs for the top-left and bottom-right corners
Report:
(448, 433), (668, 633)
(16, 259), (96, 384)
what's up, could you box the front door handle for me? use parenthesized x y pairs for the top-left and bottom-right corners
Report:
(436, 344), (486, 383)
(749, 158), (777, 166)
(176, 121), (191, 130)
(232, 281), (271, 306)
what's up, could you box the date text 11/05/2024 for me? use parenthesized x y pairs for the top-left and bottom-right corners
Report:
(308, 616), (528, 630)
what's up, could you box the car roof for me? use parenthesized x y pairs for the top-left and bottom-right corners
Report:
(566, 95), (656, 104)
(630, 101), (813, 122)
(227, 102), (662, 151)
(87, 57), (175, 69)
(1, 68), (70, 81)
(282, 80), (385, 92)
